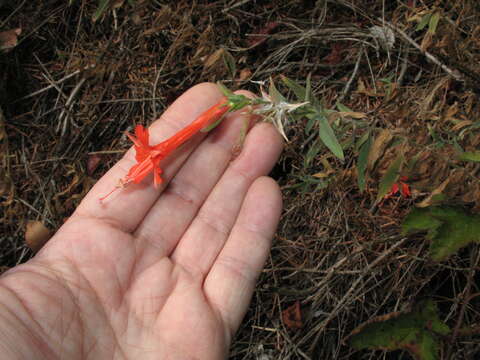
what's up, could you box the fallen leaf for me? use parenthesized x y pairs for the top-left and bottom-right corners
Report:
(0, 28), (21, 51)
(282, 301), (302, 329)
(203, 48), (224, 69)
(376, 153), (404, 203)
(25, 221), (52, 252)
(417, 177), (450, 208)
(357, 133), (372, 192)
(451, 120), (472, 132)
(237, 68), (252, 81)
(367, 129), (393, 171)
(337, 111), (367, 119)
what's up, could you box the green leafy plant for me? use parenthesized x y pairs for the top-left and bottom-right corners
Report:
(280, 75), (345, 161)
(402, 206), (480, 261)
(350, 300), (449, 360)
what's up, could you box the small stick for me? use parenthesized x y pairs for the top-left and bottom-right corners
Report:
(381, 19), (465, 82)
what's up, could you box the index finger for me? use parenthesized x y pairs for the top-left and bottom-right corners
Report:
(73, 83), (224, 232)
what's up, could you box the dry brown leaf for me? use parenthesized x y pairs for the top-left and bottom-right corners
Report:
(0, 28), (21, 51)
(25, 221), (52, 252)
(451, 120), (472, 132)
(282, 301), (302, 330)
(203, 48), (224, 69)
(337, 111), (367, 119)
(416, 176), (450, 208)
(237, 68), (252, 81)
(367, 129), (393, 171)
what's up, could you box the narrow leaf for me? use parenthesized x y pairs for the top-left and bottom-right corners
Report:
(222, 48), (236, 79)
(376, 153), (404, 202)
(336, 102), (353, 112)
(416, 13), (432, 31)
(317, 114), (344, 161)
(428, 12), (441, 34)
(305, 72), (312, 103)
(280, 75), (306, 101)
(458, 151), (480, 162)
(93, 0), (111, 22)
(269, 77), (287, 103)
(305, 113), (317, 135)
(216, 82), (234, 97)
(357, 133), (372, 192)
(305, 140), (321, 167)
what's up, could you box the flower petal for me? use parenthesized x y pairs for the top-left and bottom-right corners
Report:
(135, 124), (149, 146)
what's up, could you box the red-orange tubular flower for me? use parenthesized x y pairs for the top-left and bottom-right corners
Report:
(100, 97), (231, 201)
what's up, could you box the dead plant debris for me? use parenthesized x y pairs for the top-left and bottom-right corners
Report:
(1, 0), (480, 359)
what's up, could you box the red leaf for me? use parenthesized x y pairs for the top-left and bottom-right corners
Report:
(324, 43), (344, 65)
(282, 301), (302, 329)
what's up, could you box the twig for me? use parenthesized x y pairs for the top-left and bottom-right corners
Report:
(221, 0), (253, 13)
(0, 0), (28, 28)
(446, 247), (480, 360)
(337, 46), (363, 103)
(18, 65), (94, 101)
(57, 77), (86, 135)
(302, 236), (409, 354)
(381, 20), (465, 83)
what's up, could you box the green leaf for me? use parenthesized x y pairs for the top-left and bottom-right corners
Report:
(428, 12), (441, 34)
(376, 153), (404, 203)
(304, 140), (322, 167)
(357, 133), (372, 192)
(350, 300), (449, 360)
(458, 151), (480, 162)
(280, 75), (306, 101)
(317, 114), (344, 161)
(305, 113), (318, 134)
(280, 74), (320, 108)
(305, 72), (312, 103)
(402, 206), (480, 261)
(216, 82), (234, 97)
(416, 13), (432, 31)
(336, 102), (354, 112)
(222, 48), (236, 79)
(269, 78), (287, 103)
(93, 0), (111, 22)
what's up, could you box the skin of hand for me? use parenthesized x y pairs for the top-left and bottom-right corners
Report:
(0, 83), (283, 359)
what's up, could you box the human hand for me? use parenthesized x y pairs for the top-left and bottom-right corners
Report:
(0, 83), (283, 359)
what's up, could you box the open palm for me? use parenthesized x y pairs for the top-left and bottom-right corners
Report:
(0, 83), (283, 359)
